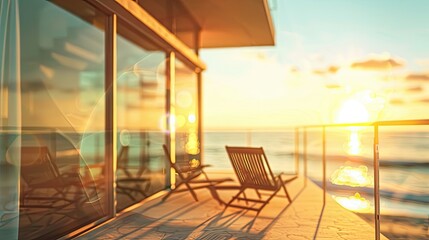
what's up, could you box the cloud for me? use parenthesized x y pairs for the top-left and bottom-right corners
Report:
(406, 74), (429, 81)
(312, 65), (339, 75)
(325, 84), (341, 89)
(289, 66), (300, 73)
(416, 98), (429, 103)
(406, 86), (423, 92)
(389, 99), (405, 105)
(351, 58), (403, 70)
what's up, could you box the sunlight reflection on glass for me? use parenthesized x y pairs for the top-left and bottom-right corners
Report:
(188, 113), (196, 124)
(189, 158), (200, 168)
(169, 115), (176, 133)
(334, 193), (372, 213)
(119, 129), (131, 146)
(331, 165), (373, 187)
(175, 115), (186, 128)
(185, 131), (200, 155)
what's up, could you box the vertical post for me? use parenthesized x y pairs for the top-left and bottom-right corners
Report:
(105, 13), (117, 217)
(165, 0), (175, 190)
(166, 52), (176, 189)
(195, 30), (203, 165)
(304, 127), (307, 186)
(322, 126), (326, 205)
(197, 70), (203, 163)
(294, 128), (299, 175)
(373, 124), (380, 240)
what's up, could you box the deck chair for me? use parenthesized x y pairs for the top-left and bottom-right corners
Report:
(225, 146), (297, 213)
(19, 146), (103, 222)
(116, 145), (151, 200)
(162, 144), (232, 203)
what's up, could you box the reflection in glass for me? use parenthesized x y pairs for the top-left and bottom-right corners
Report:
(16, 1), (107, 239)
(1, 1), (20, 238)
(378, 128), (429, 239)
(175, 60), (200, 170)
(116, 21), (167, 211)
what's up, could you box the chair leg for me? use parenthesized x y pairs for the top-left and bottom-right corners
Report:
(184, 182), (199, 202)
(278, 175), (292, 203)
(162, 182), (184, 201)
(242, 190), (249, 205)
(255, 189), (262, 199)
(225, 188), (245, 209)
(282, 184), (292, 203)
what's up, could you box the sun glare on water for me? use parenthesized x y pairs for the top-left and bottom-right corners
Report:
(334, 193), (372, 213)
(330, 165), (373, 187)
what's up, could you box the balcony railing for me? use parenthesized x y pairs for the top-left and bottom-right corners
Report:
(295, 119), (429, 240)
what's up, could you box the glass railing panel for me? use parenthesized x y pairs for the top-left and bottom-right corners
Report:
(204, 130), (296, 174)
(325, 127), (375, 237)
(204, 131), (252, 171)
(378, 125), (429, 239)
(250, 131), (295, 175)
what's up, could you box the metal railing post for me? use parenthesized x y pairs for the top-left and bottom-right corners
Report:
(322, 126), (326, 205)
(373, 124), (381, 240)
(304, 127), (307, 186)
(295, 128), (299, 176)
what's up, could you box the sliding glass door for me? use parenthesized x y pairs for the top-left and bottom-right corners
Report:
(116, 21), (167, 211)
(16, 1), (108, 239)
(0, 0), (202, 238)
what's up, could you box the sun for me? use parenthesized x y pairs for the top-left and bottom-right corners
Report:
(335, 99), (370, 123)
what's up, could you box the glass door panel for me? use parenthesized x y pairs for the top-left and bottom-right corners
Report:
(17, 0), (108, 239)
(116, 21), (167, 211)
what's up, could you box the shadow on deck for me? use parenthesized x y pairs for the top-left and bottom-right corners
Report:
(75, 172), (386, 240)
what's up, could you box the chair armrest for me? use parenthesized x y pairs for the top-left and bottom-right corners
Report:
(179, 164), (212, 173)
(277, 174), (298, 184)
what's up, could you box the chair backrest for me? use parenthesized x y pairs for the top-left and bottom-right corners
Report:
(225, 146), (277, 190)
(21, 146), (61, 186)
(117, 145), (130, 168)
(163, 144), (191, 179)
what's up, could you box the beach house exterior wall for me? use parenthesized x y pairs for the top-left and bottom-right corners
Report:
(0, 0), (274, 239)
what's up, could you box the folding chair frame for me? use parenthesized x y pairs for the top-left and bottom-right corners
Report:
(162, 144), (232, 203)
(225, 146), (297, 213)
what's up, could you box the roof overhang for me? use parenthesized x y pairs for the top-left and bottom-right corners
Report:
(180, 0), (275, 48)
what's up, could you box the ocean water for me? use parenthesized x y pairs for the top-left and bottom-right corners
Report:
(204, 130), (429, 237)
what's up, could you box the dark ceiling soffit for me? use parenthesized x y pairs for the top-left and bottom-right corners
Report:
(179, 0), (275, 48)
(93, 0), (206, 71)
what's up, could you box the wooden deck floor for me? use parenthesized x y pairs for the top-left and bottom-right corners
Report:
(75, 172), (386, 239)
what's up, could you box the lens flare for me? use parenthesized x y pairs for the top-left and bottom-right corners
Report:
(330, 165), (373, 187)
(334, 192), (372, 213)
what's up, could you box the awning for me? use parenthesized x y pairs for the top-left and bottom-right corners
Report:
(137, 0), (275, 49)
(180, 0), (275, 48)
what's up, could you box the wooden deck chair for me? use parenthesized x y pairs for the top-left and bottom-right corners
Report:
(19, 146), (103, 222)
(162, 144), (232, 203)
(225, 146), (297, 213)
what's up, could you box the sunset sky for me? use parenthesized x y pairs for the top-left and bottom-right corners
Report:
(201, 0), (429, 130)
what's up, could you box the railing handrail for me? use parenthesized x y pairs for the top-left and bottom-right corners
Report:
(297, 118), (429, 128)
